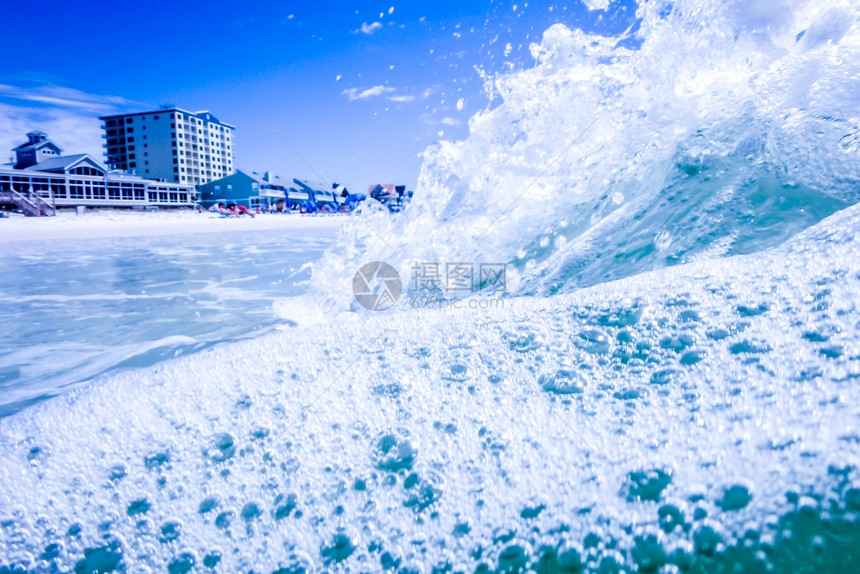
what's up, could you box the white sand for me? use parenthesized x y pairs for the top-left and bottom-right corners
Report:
(0, 209), (348, 242)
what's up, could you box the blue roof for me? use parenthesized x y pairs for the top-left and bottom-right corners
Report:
(27, 154), (105, 173)
(293, 179), (333, 193)
(12, 139), (63, 153)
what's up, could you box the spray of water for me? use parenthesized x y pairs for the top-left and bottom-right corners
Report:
(309, 0), (859, 312)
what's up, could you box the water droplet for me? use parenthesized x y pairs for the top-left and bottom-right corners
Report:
(127, 499), (151, 517)
(241, 502), (262, 522)
(575, 328), (612, 354)
(321, 532), (357, 565)
(540, 368), (587, 394)
(717, 484), (752, 511)
(198, 496), (218, 515)
(507, 330), (545, 352)
(159, 521), (182, 543)
(205, 433), (236, 463)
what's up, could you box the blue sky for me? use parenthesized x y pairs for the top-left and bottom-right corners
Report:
(0, 1), (637, 193)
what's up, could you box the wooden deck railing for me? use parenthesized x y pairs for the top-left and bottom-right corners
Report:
(0, 189), (56, 217)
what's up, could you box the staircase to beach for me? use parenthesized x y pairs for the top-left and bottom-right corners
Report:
(0, 189), (56, 217)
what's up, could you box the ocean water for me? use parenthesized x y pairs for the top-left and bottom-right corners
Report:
(0, 229), (333, 417)
(2, 0), (860, 572)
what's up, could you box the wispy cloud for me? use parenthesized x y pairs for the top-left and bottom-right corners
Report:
(441, 117), (460, 126)
(353, 21), (382, 35)
(342, 85), (396, 101)
(583, 0), (611, 10)
(0, 84), (141, 165)
(342, 85), (437, 104)
(0, 84), (139, 113)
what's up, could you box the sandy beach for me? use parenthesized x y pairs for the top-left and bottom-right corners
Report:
(0, 209), (348, 242)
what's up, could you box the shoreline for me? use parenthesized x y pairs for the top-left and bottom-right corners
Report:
(0, 209), (348, 242)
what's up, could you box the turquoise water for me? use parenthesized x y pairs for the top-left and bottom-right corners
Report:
(1, 0), (860, 572)
(0, 229), (333, 417)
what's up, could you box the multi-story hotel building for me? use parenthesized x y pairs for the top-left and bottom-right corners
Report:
(99, 108), (235, 186)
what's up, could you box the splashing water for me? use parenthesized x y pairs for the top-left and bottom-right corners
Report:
(312, 0), (860, 310)
(2, 0), (860, 572)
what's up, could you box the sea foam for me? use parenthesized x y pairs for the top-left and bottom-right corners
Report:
(1, 200), (858, 572)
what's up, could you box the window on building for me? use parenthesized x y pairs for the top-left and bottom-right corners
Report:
(126, 118), (132, 123)
(129, 162), (136, 168)
(127, 128), (134, 133)
(154, 115), (159, 120)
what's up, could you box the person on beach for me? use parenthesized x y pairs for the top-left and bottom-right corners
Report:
(236, 205), (255, 218)
(210, 203), (232, 217)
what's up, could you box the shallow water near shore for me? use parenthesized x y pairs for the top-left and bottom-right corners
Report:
(0, 228), (334, 417)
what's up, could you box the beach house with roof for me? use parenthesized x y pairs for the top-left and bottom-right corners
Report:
(12, 131), (63, 169)
(198, 170), (291, 210)
(0, 132), (196, 215)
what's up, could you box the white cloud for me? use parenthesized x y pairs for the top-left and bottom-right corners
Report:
(441, 117), (460, 126)
(342, 84), (437, 104)
(582, 0), (611, 11)
(342, 85), (395, 101)
(0, 84), (138, 113)
(0, 84), (142, 165)
(0, 103), (103, 165)
(354, 21), (383, 35)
